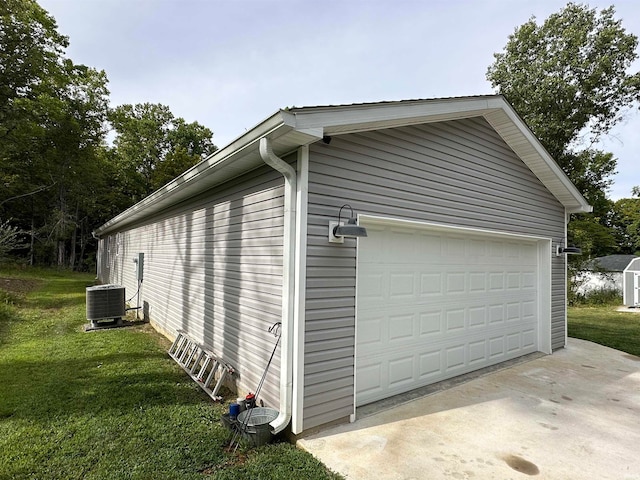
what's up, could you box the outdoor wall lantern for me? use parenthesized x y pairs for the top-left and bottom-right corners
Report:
(555, 244), (582, 256)
(328, 204), (368, 243)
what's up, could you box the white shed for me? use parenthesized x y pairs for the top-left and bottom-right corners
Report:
(623, 257), (640, 307)
(576, 255), (637, 296)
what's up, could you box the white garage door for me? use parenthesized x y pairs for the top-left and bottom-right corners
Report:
(356, 220), (542, 406)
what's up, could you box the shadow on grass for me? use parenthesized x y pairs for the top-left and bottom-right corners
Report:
(0, 349), (211, 422)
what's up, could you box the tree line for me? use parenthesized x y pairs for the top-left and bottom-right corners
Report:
(0, 0), (216, 270)
(1, 1), (639, 270)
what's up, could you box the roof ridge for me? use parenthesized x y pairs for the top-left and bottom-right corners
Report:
(287, 94), (500, 112)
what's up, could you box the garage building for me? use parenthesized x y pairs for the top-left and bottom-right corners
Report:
(94, 95), (591, 435)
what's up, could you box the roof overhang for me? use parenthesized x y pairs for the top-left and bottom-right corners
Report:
(94, 95), (591, 236)
(94, 111), (323, 235)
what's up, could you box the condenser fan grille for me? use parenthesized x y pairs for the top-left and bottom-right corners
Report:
(86, 284), (125, 321)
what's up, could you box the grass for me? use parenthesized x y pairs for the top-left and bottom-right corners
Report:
(568, 304), (640, 357)
(0, 267), (341, 480)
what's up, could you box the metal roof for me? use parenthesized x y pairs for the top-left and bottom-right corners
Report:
(94, 95), (592, 236)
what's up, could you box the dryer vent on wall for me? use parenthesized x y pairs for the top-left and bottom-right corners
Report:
(86, 284), (126, 323)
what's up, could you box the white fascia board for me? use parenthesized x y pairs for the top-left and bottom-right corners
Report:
(484, 101), (592, 214)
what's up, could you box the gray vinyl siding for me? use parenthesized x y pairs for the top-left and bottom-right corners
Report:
(98, 166), (285, 407)
(303, 117), (566, 430)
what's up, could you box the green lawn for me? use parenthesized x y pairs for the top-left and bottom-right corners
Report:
(0, 267), (341, 480)
(568, 305), (640, 357)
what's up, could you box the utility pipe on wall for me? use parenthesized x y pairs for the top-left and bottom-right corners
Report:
(259, 137), (296, 434)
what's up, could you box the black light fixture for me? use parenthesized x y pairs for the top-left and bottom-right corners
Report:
(329, 204), (368, 243)
(556, 244), (582, 256)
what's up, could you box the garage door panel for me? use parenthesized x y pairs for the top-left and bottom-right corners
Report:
(468, 339), (488, 365)
(358, 272), (384, 303)
(359, 268), (536, 307)
(506, 302), (521, 321)
(358, 315), (384, 348)
(507, 332), (523, 352)
(388, 313), (415, 343)
(357, 363), (384, 399)
(446, 273), (466, 293)
(446, 344), (466, 371)
(357, 232), (540, 265)
(420, 272), (443, 295)
(446, 309), (465, 331)
(489, 272), (504, 290)
(359, 322), (537, 362)
(507, 272), (522, 289)
(357, 329), (538, 404)
(357, 328), (539, 403)
(389, 272), (415, 298)
(468, 307), (486, 328)
(357, 303), (537, 357)
(489, 336), (505, 358)
(522, 327), (536, 347)
(523, 300), (536, 319)
(356, 222), (541, 406)
(417, 234), (443, 257)
(419, 350), (441, 378)
(388, 355), (415, 388)
(469, 272), (487, 292)
(420, 311), (442, 336)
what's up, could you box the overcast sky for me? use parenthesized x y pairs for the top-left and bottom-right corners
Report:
(38, 0), (640, 200)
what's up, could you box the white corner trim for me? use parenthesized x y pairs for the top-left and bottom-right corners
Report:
(538, 238), (553, 355)
(564, 208), (569, 349)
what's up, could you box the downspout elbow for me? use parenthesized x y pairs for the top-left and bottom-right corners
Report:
(259, 137), (297, 186)
(259, 137), (295, 435)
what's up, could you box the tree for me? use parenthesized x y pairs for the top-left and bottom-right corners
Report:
(487, 3), (640, 161)
(0, 0), (67, 201)
(0, 0), (68, 134)
(1, 0), (111, 268)
(611, 190), (640, 254)
(487, 3), (640, 258)
(109, 103), (216, 200)
(1, 1), (217, 268)
(0, 218), (27, 263)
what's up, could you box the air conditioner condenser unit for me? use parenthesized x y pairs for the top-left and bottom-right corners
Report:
(86, 284), (126, 329)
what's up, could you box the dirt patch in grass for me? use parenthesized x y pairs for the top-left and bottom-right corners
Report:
(0, 277), (42, 295)
(199, 452), (249, 475)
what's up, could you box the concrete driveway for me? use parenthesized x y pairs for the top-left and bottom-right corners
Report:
(298, 339), (640, 480)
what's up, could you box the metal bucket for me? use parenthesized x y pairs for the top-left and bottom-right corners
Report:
(237, 407), (279, 447)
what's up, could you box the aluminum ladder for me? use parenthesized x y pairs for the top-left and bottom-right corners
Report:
(168, 330), (234, 401)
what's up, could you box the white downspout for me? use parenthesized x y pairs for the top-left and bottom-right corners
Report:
(259, 137), (296, 434)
